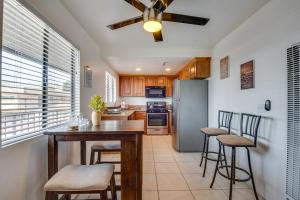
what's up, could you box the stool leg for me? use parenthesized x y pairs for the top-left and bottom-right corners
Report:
(222, 145), (230, 177)
(229, 147), (236, 200)
(64, 194), (71, 200)
(210, 142), (221, 188)
(100, 190), (108, 200)
(90, 150), (95, 165)
(246, 147), (259, 200)
(110, 175), (117, 200)
(203, 136), (210, 177)
(96, 151), (102, 164)
(200, 134), (207, 167)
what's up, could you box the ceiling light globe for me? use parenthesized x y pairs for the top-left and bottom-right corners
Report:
(143, 20), (162, 33)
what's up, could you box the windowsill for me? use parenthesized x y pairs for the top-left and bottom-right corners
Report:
(0, 133), (46, 149)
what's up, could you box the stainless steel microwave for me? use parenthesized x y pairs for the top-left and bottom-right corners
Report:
(145, 86), (166, 98)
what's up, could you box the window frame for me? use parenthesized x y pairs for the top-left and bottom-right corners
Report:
(105, 71), (116, 104)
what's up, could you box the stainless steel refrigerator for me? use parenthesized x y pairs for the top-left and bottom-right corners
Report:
(172, 79), (208, 152)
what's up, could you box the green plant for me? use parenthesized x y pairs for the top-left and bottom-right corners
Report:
(89, 95), (106, 112)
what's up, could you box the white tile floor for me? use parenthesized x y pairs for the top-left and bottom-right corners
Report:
(75, 135), (261, 200)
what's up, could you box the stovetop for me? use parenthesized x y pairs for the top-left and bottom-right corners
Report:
(147, 108), (168, 113)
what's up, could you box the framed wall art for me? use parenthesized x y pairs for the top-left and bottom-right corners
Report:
(240, 60), (254, 90)
(220, 56), (229, 79)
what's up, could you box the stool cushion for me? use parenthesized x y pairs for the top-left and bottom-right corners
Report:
(217, 135), (254, 147)
(200, 127), (228, 136)
(44, 164), (114, 192)
(91, 142), (121, 151)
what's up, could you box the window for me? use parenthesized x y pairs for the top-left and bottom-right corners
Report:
(0, 0), (80, 147)
(287, 43), (300, 200)
(105, 72), (116, 104)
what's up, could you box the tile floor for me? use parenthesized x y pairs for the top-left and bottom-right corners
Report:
(76, 135), (261, 200)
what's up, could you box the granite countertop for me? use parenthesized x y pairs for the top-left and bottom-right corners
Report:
(102, 110), (135, 117)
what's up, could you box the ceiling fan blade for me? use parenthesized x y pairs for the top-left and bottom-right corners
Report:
(153, 30), (163, 42)
(107, 16), (143, 30)
(162, 13), (209, 26)
(124, 0), (147, 12)
(153, 0), (174, 12)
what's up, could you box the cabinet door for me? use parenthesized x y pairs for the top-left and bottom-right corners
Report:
(157, 76), (166, 86)
(120, 76), (133, 96)
(145, 76), (157, 86)
(132, 76), (145, 96)
(166, 77), (173, 97)
(190, 61), (196, 79)
(196, 57), (211, 79)
(135, 111), (146, 120)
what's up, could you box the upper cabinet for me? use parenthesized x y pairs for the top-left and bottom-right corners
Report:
(157, 76), (166, 86)
(119, 76), (133, 97)
(132, 76), (145, 96)
(166, 77), (173, 97)
(178, 57), (211, 80)
(120, 75), (174, 97)
(145, 76), (157, 86)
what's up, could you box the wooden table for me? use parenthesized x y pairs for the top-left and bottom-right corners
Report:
(44, 120), (144, 200)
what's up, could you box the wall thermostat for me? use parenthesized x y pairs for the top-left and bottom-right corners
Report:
(265, 100), (271, 111)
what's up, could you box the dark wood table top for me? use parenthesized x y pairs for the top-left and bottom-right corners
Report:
(44, 120), (145, 136)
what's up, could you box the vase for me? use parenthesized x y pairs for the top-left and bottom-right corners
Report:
(91, 111), (101, 126)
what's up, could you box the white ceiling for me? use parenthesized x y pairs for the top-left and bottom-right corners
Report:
(61, 0), (269, 75)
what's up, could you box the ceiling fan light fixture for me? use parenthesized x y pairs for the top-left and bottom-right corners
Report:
(143, 8), (162, 33)
(143, 20), (162, 33)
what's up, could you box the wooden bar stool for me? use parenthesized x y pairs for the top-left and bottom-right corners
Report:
(44, 164), (117, 200)
(210, 113), (261, 200)
(90, 142), (121, 165)
(200, 110), (233, 177)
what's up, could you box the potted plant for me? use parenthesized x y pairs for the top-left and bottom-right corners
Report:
(89, 95), (106, 126)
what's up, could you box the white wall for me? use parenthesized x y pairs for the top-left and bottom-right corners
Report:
(209, 0), (300, 199)
(0, 0), (118, 199)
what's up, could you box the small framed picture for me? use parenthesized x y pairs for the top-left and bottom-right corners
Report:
(220, 56), (229, 79)
(241, 60), (254, 90)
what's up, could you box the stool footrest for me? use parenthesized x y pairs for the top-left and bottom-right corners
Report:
(203, 151), (226, 162)
(217, 165), (251, 182)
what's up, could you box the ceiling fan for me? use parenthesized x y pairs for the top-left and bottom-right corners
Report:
(107, 0), (210, 42)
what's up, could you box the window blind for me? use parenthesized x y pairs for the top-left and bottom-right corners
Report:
(287, 43), (300, 200)
(0, 0), (80, 147)
(105, 72), (116, 104)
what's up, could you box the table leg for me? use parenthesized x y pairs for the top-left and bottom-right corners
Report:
(121, 139), (138, 200)
(47, 135), (58, 200)
(80, 141), (86, 165)
(137, 134), (143, 200)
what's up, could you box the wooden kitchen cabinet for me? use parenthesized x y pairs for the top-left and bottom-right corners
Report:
(132, 76), (145, 96)
(145, 76), (157, 86)
(135, 111), (146, 120)
(119, 76), (133, 96)
(177, 57), (211, 80)
(166, 77), (173, 97)
(157, 76), (166, 86)
(120, 75), (175, 97)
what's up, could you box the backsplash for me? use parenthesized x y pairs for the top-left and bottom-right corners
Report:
(121, 97), (172, 106)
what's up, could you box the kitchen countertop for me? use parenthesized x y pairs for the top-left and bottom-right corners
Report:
(102, 110), (135, 119)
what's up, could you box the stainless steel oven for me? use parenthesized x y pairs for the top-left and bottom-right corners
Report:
(147, 113), (168, 128)
(147, 102), (168, 135)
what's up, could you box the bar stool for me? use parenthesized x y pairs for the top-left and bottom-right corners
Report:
(200, 110), (233, 177)
(210, 113), (261, 200)
(90, 141), (121, 180)
(90, 142), (121, 165)
(44, 164), (117, 200)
